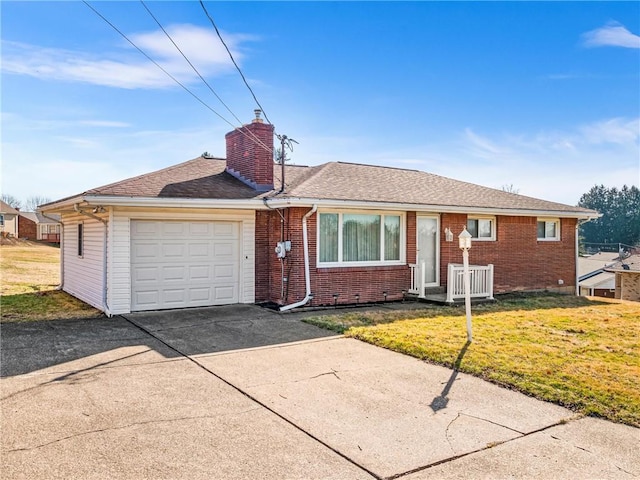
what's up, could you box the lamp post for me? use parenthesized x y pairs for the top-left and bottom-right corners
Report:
(459, 227), (473, 342)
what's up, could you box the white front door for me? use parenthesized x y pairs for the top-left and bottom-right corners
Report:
(416, 216), (439, 287)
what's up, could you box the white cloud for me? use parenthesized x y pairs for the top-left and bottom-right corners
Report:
(79, 120), (131, 128)
(582, 22), (640, 49)
(1, 25), (255, 89)
(579, 118), (639, 145)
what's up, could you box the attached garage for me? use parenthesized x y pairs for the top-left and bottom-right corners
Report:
(130, 220), (241, 312)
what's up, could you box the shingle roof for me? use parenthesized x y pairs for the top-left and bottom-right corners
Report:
(605, 254), (640, 273)
(50, 156), (596, 216)
(0, 200), (20, 215)
(19, 212), (60, 224)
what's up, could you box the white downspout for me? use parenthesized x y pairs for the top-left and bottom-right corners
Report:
(74, 204), (111, 316)
(280, 204), (317, 312)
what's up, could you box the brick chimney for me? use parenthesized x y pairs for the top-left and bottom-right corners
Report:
(225, 109), (275, 191)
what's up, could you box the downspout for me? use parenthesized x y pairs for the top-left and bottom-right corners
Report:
(280, 204), (317, 312)
(39, 212), (64, 290)
(74, 204), (111, 316)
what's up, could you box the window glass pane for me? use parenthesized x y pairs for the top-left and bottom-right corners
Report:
(319, 214), (338, 262)
(466, 219), (478, 238)
(537, 221), (546, 238)
(546, 221), (557, 238)
(343, 214), (380, 262)
(384, 215), (400, 261)
(478, 219), (492, 238)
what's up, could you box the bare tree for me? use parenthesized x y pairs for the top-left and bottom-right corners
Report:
(1, 194), (22, 209)
(25, 195), (51, 211)
(501, 184), (520, 194)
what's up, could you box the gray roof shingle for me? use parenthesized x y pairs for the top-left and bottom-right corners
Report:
(51, 156), (596, 216)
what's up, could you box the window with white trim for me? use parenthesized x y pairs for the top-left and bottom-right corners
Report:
(466, 216), (495, 241)
(537, 218), (560, 241)
(318, 212), (404, 266)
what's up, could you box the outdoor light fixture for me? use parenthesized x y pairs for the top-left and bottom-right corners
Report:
(459, 227), (473, 342)
(355, 293), (360, 304)
(383, 291), (388, 301)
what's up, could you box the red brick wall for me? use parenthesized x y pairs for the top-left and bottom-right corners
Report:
(18, 216), (37, 239)
(440, 213), (576, 293)
(255, 209), (578, 305)
(225, 120), (274, 189)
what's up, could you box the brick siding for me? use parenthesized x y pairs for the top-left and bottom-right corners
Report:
(255, 209), (578, 306)
(18, 216), (37, 240)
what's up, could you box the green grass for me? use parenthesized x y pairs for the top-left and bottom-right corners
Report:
(1, 290), (102, 322)
(303, 294), (640, 427)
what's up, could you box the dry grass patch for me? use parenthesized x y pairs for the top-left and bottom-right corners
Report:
(304, 295), (640, 427)
(1, 241), (60, 295)
(1, 241), (102, 322)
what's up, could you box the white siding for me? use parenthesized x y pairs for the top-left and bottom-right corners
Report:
(60, 212), (106, 311)
(109, 208), (255, 314)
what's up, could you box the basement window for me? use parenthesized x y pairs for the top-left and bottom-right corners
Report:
(318, 211), (405, 266)
(466, 216), (495, 241)
(537, 218), (560, 241)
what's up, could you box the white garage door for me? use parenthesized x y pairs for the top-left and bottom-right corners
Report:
(130, 220), (240, 311)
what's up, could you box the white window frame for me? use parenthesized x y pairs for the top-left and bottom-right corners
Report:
(537, 218), (560, 241)
(466, 216), (496, 241)
(317, 210), (406, 267)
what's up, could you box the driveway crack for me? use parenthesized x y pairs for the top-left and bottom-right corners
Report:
(6, 409), (262, 453)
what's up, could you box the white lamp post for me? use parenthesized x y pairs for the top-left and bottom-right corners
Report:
(459, 227), (473, 343)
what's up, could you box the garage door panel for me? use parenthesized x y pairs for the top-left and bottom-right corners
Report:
(162, 222), (186, 236)
(131, 220), (240, 311)
(188, 243), (212, 259)
(133, 266), (159, 283)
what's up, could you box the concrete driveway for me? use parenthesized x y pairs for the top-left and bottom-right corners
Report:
(2, 304), (639, 479)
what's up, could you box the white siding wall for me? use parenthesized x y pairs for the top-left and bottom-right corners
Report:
(61, 212), (107, 311)
(108, 208), (255, 315)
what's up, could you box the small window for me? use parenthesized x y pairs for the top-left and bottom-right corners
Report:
(77, 223), (84, 256)
(0, 214), (4, 227)
(467, 217), (495, 241)
(537, 218), (560, 241)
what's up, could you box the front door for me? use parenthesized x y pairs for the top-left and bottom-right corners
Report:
(416, 216), (439, 287)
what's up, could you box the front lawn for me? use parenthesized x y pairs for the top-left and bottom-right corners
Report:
(303, 294), (640, 427)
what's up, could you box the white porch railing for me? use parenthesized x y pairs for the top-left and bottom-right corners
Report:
(446, 263), (494, 303)
(408, 263), (426, 296)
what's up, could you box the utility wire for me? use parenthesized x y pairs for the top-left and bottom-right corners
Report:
(199, 0), (272, 125)
(83, 1), (273, 155)
(139, 0), (272, 154)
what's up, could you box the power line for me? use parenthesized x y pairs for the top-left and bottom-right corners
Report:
(139, 1), (240, 125)
(198, 0), (272, 125)
(83, 1), (273, 155)
(139, 0), (272, 154)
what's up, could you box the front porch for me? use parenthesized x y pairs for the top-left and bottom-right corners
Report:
(409, 263), (495, 304)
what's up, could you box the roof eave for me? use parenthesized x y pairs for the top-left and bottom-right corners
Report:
(263, 197), (600, 219)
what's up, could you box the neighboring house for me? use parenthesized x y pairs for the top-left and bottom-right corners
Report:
(41, 113), (600, 315)
(605, 255), (640, 302)
(17, 212), (61, 242)
(0, 200), (19, 237)
(577, 252), (619, 298)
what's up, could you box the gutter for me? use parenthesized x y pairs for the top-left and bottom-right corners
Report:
(43, 195), (601, 220)
(74, 204), (111, 316)
(279, 204), (317, 312)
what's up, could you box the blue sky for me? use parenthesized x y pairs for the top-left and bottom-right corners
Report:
(2, 1), (639, 207)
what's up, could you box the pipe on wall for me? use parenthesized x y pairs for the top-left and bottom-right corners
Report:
(280, 204), (317, 312)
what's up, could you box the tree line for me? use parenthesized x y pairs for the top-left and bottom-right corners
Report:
(578, 185), (640, 249)
(1, 194), (51, 212)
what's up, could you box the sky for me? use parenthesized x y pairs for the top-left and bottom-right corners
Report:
(2, 1), (639, 208)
